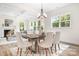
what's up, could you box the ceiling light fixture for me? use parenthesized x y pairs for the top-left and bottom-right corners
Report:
(37, 3), (47, 19)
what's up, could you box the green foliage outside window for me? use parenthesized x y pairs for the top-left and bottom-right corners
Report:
(19, 22), (24, 31)
(30, 21), (37, 31)
(30, 20), (43, 31)
(52, 20), (59, 27)
(61, 22), (65, 27)
(52, 14), (70, 28)
(38, 20), (41, 30)
(34, 21), (36, 31)
(65, 21), (70, 27)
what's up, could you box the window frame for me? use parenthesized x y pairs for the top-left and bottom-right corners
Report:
(51, 13), (71, 28)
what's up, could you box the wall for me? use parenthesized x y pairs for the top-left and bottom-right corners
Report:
(45, 4), (79, 45)
(0, 15), (16, 38)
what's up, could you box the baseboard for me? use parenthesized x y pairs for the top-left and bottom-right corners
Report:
(60, 41), (79, 47)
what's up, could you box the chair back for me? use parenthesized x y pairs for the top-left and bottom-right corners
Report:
(54, 32), (60, 44)
(16, 32), (24, 44)
(45, 32), (54, 42)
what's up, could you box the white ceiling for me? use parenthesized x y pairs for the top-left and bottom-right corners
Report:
(25, 3), (69, 12)
(0, 3), (69, 17)
(9, 3), (69, 12)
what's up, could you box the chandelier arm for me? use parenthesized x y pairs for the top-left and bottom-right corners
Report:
(37, 3), (47, 19)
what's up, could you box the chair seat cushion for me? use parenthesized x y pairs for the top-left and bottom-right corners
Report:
(38, 41), (52, 48)
(17, 41), (32, 48)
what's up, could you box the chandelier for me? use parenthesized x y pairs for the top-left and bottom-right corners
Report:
(37, 3), (47, 19)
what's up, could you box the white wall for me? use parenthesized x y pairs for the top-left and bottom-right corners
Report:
(45, 4), (79, 45)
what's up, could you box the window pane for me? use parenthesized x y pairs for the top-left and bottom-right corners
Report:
(19, 22), (24, 31)
(61, 22), (65, 27)
(51, 16), (59, 27)
(34, 21), (36, 30)
(65, 21), (70, 27)
(65, 14), (70, 20)
(61, 16), (65, 21)
(52, 22), (59, 27)
(64, 15), (67, 21)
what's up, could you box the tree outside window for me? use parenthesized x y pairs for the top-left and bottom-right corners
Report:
(51, 14), (70, 28)
(19, 22), (24, 32)
(29, 20), (44, 32)
(33, 21), (36, 31)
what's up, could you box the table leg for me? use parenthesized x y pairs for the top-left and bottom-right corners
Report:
(35, 40), (38, 53)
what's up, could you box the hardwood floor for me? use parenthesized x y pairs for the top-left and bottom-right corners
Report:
(0, 46), (12, 56)
(0, 43), (79, 56)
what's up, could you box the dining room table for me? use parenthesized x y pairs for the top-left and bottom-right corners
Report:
(22, 32), (46, 53)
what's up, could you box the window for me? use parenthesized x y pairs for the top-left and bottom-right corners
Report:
(51, 14), (70, 28)
(29, 20), (44, 31)
(51, 16), (59, 27)
(29, 21), (38, 31)
(19, 22), (24, 31)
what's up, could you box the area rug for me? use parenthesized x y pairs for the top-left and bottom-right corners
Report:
(59, 46), (79, 56)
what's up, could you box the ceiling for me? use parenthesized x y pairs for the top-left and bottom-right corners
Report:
(30, 3), (69, 12)
(9, 3), (69, 12)
(0, 3), (69, 17)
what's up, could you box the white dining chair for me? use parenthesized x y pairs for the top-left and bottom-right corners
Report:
(16, 32), (33, 56)
(38, 32), (54, 56)
(52, 32), (60, 52)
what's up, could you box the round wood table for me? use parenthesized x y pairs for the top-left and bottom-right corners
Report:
(26, 34), (45, 53)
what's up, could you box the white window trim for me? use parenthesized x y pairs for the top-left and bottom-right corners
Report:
(51, 13), (71, 29)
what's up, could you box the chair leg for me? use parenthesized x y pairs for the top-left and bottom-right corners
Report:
(58, 44), (60, 50)
(45, 48), (48, 56)
(29, 46), (32, 55)
(26, 47), (32, 56)
(51, 47), (53, 54)
(25, 47), (30, 55)
(36, 46), (39, 54)
(17, 48), (19, 55)
(48, 48), (51, 56)
(55, 44), (57, 52)
(26, 48), (29, 55)
(20, 48), (22, 56)
(25, 48), (28, 55)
